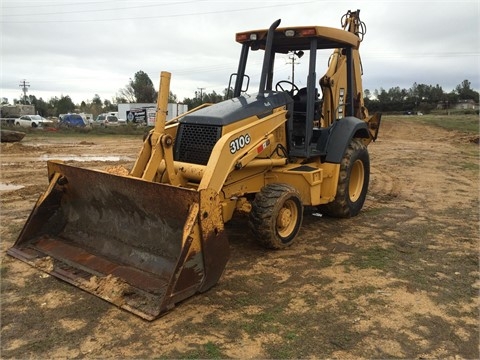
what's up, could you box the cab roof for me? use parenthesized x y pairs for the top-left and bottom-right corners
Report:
(235, 25), (360, 52)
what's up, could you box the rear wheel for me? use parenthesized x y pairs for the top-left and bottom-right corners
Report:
(249, 183), (303, 249)
(319, 138), (369, 218)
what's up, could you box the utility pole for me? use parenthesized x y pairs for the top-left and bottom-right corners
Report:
(196, 87), (205, 101)
(19, 79), (30, 104)
(286, 51), (303, 90)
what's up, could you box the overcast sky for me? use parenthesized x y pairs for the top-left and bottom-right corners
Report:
(1, 0), (479, 105)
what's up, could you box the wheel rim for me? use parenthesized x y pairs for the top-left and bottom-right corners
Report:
(276, 199), (298, 239)
(349, 159), (365, 202)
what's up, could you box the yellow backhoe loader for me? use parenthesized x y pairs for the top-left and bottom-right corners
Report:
(8, 10), (381, 320)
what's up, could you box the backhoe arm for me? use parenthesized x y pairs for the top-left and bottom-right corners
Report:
(320, 10), (380, 140)
(321, 10), (365, 124)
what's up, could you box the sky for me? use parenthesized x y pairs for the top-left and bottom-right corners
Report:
(1, 0), (479, 105)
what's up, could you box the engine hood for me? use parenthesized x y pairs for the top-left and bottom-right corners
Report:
(180, 92), (292, 126)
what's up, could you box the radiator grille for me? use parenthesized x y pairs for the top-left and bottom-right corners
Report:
(175, 124), (222, 165)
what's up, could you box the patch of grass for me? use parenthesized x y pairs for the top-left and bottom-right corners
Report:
(343, 285), (378, 300)
(1, 282), (110, 358)
(459, 161), (480, 171)
(0, 262), (9, 279)
(232, 295), (253, 307)
(317, 256), (334, 268)
(263, 307), (365, 358)
(424, 115), (479, 134)
(367, 297), (389, 307)
(343, 246), (394, 270)
(412, 314), (480, 359)
(167, 341), (225, 360)
(240, 308), (283, 335)
(388, 114), (479, 134)
(203, 342), (223, 359)
(363, 207), (391, 216)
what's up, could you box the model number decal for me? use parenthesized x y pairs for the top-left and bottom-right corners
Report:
(230, 134), (251, 154)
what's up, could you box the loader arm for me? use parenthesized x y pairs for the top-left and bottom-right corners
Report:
(130, 71), (183, 185)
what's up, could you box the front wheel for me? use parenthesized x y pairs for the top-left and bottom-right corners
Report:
(249, 183), (303, 249)
(319, 138), (370, 218)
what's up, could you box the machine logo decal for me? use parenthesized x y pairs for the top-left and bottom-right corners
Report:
(230, 134), (251, 154)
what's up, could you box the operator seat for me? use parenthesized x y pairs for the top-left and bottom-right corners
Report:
(292, 87), (322, 122)
(291, 87), (323, 147)
(293, 87), (309, 113)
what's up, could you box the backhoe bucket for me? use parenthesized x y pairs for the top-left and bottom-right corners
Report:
(7, 160), (229, 320)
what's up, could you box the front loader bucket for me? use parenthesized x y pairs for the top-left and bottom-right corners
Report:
(7, 161), (229, 320)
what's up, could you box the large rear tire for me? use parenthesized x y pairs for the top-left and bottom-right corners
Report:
(319, 138), (369, 218)
(249, 183), (303, 249)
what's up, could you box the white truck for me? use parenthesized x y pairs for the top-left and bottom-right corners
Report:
(118, 103), (188, 126)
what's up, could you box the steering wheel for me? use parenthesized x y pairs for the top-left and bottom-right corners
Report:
(275, 80), (299, 95)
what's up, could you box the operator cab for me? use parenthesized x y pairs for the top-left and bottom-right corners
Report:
(275, 80), (322, 124)
(233, 22), (361, 158)
(275, 80), (323, 147)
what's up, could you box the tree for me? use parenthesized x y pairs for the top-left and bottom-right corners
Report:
(57, 95), (75, 115)
(168, 91), (177, 103)
(114, 96), (129, 104)
(182, 89), (225, 109)
(104, 99), (117, 112)
(132, 71), (157, 102)
(116, 70), (157, 103)
(28, 95), (49, 116)
(116, 83), (136, 103)
(89, 94), (103, 116)
(456, 79), (479, 102)
(203, 90), (223, 104)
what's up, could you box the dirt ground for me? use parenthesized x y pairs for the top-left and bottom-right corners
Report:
(1, 117), (479, 359)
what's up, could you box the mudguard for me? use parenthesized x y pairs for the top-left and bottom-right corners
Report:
(324, 116), (371, 163)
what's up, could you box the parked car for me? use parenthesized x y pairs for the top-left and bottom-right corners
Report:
(14, 115), (53, 128)
(59, 114), (86, 127)
(94, 113), (120, 127)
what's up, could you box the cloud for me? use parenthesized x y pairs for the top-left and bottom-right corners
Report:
(1, 0), (478, 105)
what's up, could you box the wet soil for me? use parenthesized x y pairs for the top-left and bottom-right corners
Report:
(1, 117), (478, 359)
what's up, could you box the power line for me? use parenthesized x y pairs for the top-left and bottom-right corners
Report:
(2, 0), (205, 17)
(1, 1), (316, 23)
(1, 0), (120, 9)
